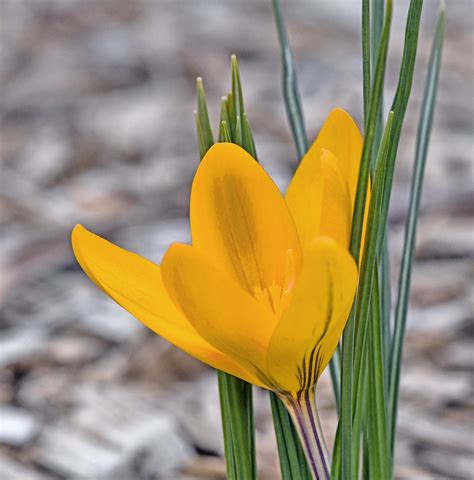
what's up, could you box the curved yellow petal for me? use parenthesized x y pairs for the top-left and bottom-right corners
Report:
(71, 225), (259, 385)
(311, 108), (363, 203)
(285, 109), (363, 250)
(319, 149), (352, 247)
(190, 142), (302, 297)
(286, 148), (352, 251)
(285, 143), (325, 252)
(266, 237), (357, 395)
(161, 242), (277, 388)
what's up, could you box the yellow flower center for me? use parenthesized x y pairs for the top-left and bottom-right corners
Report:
(252, 248), (296, 316)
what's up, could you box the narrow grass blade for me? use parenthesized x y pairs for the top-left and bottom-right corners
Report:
(380, 240), (392, 389)
(389, 0), (445, 455)
(371, 0), (385, 159)
(370, 0), (385, 71)
(366, 268), (390, 479)
(271, 0), (308, 159)
(378, 0), (424, 242)
(370, 1), (391, 383)
(362, 0), (371, 123)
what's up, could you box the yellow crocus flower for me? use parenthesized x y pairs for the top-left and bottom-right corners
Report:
(72, 108), (363, 477)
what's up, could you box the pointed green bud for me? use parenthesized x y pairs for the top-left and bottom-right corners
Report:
(219, 97), (233, 141)
(227, 91), (236, 139)
(194, 111), (208, 161)
(219, 121), (232, 143)
(242, 113), (257, 159)
(231, 55), (245, 141)
(235, 115), (243, 147)
(196, 77), (214, 155)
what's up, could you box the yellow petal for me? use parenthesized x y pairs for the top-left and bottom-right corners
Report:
(311, 108), (363, 203)
(71, 225), (260, 385)
(161, 242), (277, 388)
(285, 143), (325, 252)
(190, 142), (302, 297)
(285, 147), (352, 251)
(285, 108), (363, 252)
(319, 149), (353, 248)
(266, 237), (357, 394)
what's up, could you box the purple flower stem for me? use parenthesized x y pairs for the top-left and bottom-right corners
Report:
(280, 390), (330, 480)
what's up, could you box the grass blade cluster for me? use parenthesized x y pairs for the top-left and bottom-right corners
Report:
(338, 2), (393, 477)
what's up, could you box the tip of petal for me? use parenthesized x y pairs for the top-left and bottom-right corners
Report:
(328, 107), (358, 126)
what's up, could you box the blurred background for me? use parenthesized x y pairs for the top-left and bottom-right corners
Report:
(0, 0), (472, 479)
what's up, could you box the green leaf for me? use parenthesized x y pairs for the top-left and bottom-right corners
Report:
(271, 0), (308, 159)
(389, 0), (445, 456)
